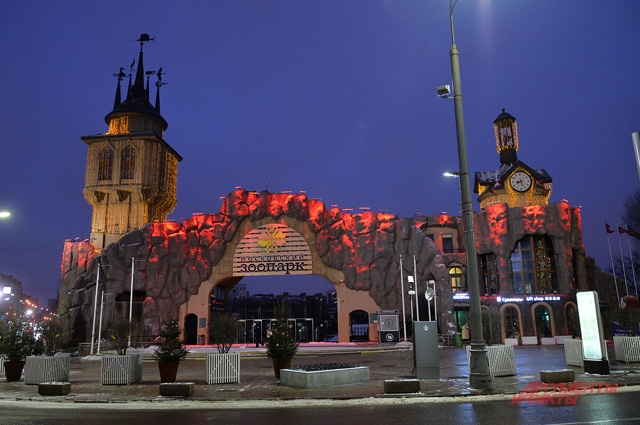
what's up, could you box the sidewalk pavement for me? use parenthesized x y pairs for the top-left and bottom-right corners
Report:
(1, 343), (639, 405)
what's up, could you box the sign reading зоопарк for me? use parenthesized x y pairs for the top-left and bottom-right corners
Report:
(232, 223), (312, 276)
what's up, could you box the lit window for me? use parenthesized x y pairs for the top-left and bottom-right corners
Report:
(158, 150), (166, 189)
(503, 306), (519, 338)
(449, 267), (464, 293)
(98, 148), (113, 181)
(479, 253), (500, 295)
(120, 146), (135, 179)
(511, 235), (558, 294)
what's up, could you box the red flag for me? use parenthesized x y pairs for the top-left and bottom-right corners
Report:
(606, 223), (614, 234)
(619, 224), (629, 235)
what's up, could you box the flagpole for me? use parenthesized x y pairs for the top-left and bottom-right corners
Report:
(413, 255), (420, 322)
(625, 223), (638, 296)
(607, 224), (621, 307)
(618, 223), (630, 296)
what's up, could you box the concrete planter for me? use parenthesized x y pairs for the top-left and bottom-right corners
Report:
(24, 355), (70, 385)
(555, 335), (573, 345)
(504, 338), (519, 346)
(540, 337), (556, 345)
(564, 338), (583, 367)
(100, 353), (143, 385)
(280, 366), (370, 388)
(521, 336), (538, 345)
(614, 336), (640, 363)
(466, 345), (516, 377)
(206, 352), (240, 384)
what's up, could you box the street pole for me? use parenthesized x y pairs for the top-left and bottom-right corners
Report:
(413, 255), (420, 321)
(409, 286), (415, 325)
(400, 255), (407, 342)
(448, 0), (492, 390)
(97, 291), (105, 355)
(129, 256), (135, 347)
(90, 264), (100, 355)
(632, 132), (640, 182)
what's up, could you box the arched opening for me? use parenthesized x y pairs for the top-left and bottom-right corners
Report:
(184, 313), (198, 345)
(349, 310), (369, 342)
(534, 304), (553, 338)
(565, 302), (580, 337)
(208, 275), (338, 344)
(114, 290), (147, 343)
(500, 304), (522, 342)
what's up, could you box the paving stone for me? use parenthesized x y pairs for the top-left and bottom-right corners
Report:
(159, 382), (195, 397)
(540, 369), (575, 383)
(38, 382), (71, 396)
(384, 379), (421, 393)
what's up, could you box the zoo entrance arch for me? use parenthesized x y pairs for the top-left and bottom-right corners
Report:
(179, 216), (382, 343)
(59, 189), (452, 347)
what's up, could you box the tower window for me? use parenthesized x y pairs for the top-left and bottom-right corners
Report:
(511, 235), (558, 294)
(98, 148), (113, 181)
(480, 253), (500, 295)
(120, 146), (136, 179)
(158, 150), (166, 189)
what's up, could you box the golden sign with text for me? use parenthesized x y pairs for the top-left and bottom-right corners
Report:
(232, 224), (312, 276)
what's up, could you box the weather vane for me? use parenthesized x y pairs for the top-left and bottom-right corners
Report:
(155, 67), (167, 88)
(113, 67), (126, 82)
(136, 33), (155, 44)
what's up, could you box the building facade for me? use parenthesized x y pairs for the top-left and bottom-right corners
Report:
(422, 109), (587, 344)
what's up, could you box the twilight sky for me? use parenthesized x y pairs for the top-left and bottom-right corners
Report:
(1, 1), (639, 303)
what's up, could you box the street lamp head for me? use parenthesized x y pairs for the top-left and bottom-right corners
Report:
(0, 211), (10, 218)
(443, 171), (460, 178)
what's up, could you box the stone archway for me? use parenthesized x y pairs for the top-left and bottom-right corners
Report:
(58, 189), (452, 344)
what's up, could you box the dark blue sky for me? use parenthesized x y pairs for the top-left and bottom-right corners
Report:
(1, 1), (639, 302)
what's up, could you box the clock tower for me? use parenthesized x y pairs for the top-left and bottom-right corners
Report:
(474, 109), (552, 210)
(82, 35), (182, 250)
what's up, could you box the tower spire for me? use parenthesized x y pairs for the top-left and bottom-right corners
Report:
(112, 67), (126, 109)
(155, 67), (165, 113)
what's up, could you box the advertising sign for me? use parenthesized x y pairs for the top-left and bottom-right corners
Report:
(233, 223), (312, 276)
(576, 291), (607, 361)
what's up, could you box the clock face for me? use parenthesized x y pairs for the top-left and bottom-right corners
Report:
(510, 171), (532, 192)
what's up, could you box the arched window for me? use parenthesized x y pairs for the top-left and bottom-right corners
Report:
(158, 150), (166, 189)
(534, 305), (553, 338)
(565, 303), (580, 337)
(479, 253), (500, 295)
(503, 306), (520, 338)
(98, 148), (113, 181)
(511, 235), (558, 294)
(120, 146), (135, 179)
(449, 267), (464, 293)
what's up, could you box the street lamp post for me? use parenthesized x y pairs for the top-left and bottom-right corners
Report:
(97, 290), (105, 354)
(129, 257), (135, 347)
(446, 0), (492, 389)
(399, 255), (408, 342)
(412, 255), (420, 321)
(90, 264), (100, 355)
(408, 285), (415, 325)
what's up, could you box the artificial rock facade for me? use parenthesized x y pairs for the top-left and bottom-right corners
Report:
(58, 189), (454, 343)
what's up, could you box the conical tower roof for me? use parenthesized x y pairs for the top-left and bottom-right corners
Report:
(105, 34), (167, 130)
